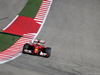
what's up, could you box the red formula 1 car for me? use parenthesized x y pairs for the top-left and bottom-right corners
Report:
(22, 39), (51, 58)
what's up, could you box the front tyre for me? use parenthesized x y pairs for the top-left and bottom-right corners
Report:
(22, 43), (30, 53)
(45, 47), (51, 58)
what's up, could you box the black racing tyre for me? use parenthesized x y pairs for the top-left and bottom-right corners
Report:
(45, 47), (51, 58)
(22, 43), (30, 53)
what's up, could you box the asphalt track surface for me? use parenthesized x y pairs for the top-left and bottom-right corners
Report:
(0, 0), (27, 30)
(0, 0), (100, 75)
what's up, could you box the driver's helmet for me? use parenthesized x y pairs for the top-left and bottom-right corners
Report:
(37, 41), (40, 45)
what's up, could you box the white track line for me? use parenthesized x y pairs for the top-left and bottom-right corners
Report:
(0, 53), (22, 64)
(3, 15), (19, 30)
(32, 0), (53, 42)
(0, 0), (53, 64)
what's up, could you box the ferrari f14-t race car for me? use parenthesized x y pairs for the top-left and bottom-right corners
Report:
(22, 39), (51, 58)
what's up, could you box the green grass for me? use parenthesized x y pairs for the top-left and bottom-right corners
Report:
(0, 0), (43, 52)
(0, 33), (20, 52)
(19, 0), (43, 18)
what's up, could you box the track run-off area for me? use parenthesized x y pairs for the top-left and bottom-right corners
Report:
(1, 0), (100, 75)
(0, 0), (53, 64)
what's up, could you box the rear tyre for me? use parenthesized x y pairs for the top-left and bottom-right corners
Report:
(45, 47), (51, 58)
(22, 43), (30, 53)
